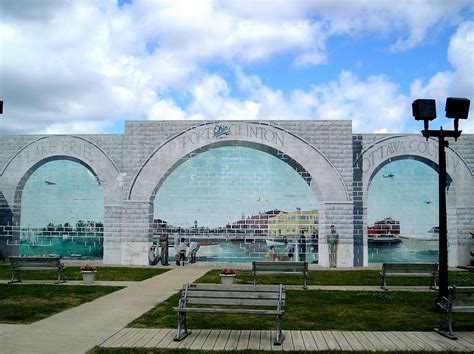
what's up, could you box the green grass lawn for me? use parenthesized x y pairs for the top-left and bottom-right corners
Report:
(197, 269), (474, 287)
(0, 264), (169, 281)
(0, 284), (123, 323)
(128, 289), (474, 332)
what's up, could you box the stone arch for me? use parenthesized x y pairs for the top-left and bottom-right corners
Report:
(355, 135), (473, 266)
(126, 121), (353, 267)
(0, 136), (122, 209)
(0, 136), (122, 259)
(129, 122), (349, 203)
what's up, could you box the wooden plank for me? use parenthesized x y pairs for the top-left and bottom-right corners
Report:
(156, 328), (177, 349)
(331, 331), (352, 351)
(133, 329), (160, 347)
(457, 332), (474, 346)
(189, 329), (210, 350)
(404, 332), (433, 350)
(213, 329), (230, 350)
(224, 330), (241, 351)
(186, 298), (278, 307)
(372, 332), (399, 351)
(177, 329), (200, 349)
(391, 332), (423, 350)
(247, 330), (261, 350)
(291, 331), (305, 351)
(419, 332), (465, 352)
(381, 331), (411, 351)
(340, 331), (365, 351)
(281, 330), (294, 351)
(412, 332), (445, 351)
(301, 331), (318, 351)
(201, 329), (220, 350)
(323, 331), (341, 351)
(453, 336), (474, 351)
(311, 331), (329, 351)
(236, 329), (250, 350)
(352, 332), (377, 351)
(364, 331), (390, 351)
(100, 328), (130, 347)
(142, 329), (170, 348)
(259, 330), (272, 351)
(109, 328), (137, 347)
(122, 328), (152, 347)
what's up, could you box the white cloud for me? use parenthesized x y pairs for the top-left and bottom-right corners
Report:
(410, 21), (474, 132)
(0, 1), (472, 134)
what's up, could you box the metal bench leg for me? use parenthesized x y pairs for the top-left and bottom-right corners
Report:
(380, 275), (387, 290)
(274, 314), (284, 345)
(174, 312), (191, 341)
(56, 268), (67, 284)
(303, 272), (307, 290)
(9, 269), (21, 283)
(430, 275), (436, 290)
(435, 310), (458, 340)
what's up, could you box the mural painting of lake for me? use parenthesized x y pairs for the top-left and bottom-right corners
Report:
(19, 160), (104, 258)
(154, 146), (319, 262)
(367, 159), (439, 263)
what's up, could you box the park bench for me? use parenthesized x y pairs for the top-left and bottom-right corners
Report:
(252, 261), (308, 289)
(380, 262), (438, 290)
(174, 283), (285, 345)
(435, 286), (474, 340)
(9, 256), (66, 284)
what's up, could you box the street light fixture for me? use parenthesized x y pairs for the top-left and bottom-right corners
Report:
(412, 97), (470, 308)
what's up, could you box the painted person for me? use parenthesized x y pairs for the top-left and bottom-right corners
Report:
(298, 230), (306, 261)
(159, 232), (169, 266)
(177, 238), (188, 266)
(285, 240), (295, 260)
(148, 243), (160, 266)
(189, 241), (199, 263)
(310, 229), (319, 264)
(328, 225), (339, 267)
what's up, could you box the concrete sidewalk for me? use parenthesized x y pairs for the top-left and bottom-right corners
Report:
(0, 267), (210, 354)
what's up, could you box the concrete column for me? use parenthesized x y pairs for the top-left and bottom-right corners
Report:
(318, 202), (354, 268)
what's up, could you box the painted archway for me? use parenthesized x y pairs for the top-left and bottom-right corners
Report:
(355, 135), (474, 266)
(127, 122), (353, 267)
(0, 136), (122, 258)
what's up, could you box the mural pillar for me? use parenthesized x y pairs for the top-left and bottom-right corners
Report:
(448, 206), (474, 267)
(318, 202), (354, 267)
(120, 200), (153, 265)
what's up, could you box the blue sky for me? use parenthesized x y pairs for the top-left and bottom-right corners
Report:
(0, 0), (473, 135)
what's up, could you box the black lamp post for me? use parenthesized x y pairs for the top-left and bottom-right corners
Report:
(412, 97), (470, 306)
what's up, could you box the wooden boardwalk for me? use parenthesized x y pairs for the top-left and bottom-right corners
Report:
(101, 328), (474, 352)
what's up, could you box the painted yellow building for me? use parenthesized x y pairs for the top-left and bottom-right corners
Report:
(267, 209), (319, 238)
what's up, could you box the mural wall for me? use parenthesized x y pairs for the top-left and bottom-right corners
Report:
(153, 146), (319, 263)
(367, 159), (439, 263)
(0, 122), (472, 266)
(17, 160), (104, 259)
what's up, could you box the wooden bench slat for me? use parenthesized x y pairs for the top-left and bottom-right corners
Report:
(186, 298), (280, 307)
(186, 284), (281, 292)
(176, 308), (282, 315)
(187, 290), (284, 300)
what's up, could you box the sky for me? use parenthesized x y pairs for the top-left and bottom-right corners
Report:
(0, 0), (473, 135)
(367, 159), (438, 235)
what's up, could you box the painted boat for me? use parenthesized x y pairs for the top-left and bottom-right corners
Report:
(368, 218), (401, 243)
(399, 227), (439, 251)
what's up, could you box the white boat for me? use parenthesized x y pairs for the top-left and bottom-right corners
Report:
(399, 227), (439, 251)
(265, 239), (287, 246)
